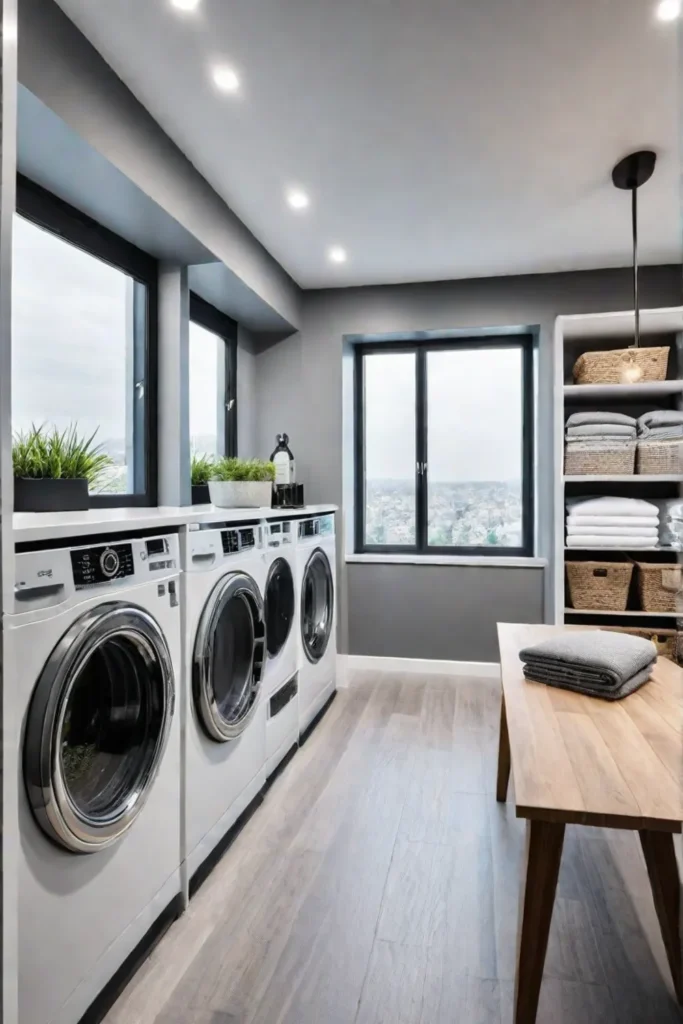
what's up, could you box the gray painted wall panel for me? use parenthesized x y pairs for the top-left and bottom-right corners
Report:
(347, 564), (544, 662)
(256, 266), (682, 659)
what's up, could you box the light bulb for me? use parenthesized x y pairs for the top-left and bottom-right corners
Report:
(657, 0), (681, 22)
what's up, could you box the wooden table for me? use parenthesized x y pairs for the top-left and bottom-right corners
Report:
(497, 622), (683, 1024)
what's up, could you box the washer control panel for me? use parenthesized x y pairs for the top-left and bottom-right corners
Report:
(71, 543), (135, 587)
(221, 526), (257, 555)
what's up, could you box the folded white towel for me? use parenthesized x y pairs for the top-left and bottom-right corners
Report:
(566, 514), (659, 528)
(567, 525), (658, 538)
(566, 424), (637, 439)
(566, 535), (658, 548)
(567, 496), (659, 517)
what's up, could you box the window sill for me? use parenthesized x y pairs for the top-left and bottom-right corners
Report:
(346, 553), (548, 568)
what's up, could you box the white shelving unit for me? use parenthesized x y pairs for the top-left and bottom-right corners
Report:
(553, 307), (683, 625)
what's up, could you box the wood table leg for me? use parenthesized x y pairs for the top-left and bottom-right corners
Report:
(639, 830), (682, 1004)
(514, 819), (565, 1024)
(496, 696), (511, 802)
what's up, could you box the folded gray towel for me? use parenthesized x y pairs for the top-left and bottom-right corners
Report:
(567, 411), (637, 428)
(519, 630), (656, 687)
(639, 426), (683, 441)
(567, 423), (637, 439)
(523, 662), (654, 700)
(638, 410), (683, 430)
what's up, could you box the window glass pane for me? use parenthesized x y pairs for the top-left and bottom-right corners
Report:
(364, 352), (416, 546)
(189, 321), (223, 458)
(427, 347), (523, 547)
(12, 215), (142, 496)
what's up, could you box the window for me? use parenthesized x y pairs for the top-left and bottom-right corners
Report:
(355, 337), (534, 556)
(189, 294), (237, 458)
(13, 177), (158, 505)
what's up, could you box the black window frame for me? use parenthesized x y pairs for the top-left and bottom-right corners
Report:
(354, 335), (535, 557)
(189, 292), (238, 458)
(15, 175), (159, 507)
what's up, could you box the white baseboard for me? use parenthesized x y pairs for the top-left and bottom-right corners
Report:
(340, 654), (500, 679)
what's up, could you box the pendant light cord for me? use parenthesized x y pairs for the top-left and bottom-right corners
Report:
(632, 184), (640, 349)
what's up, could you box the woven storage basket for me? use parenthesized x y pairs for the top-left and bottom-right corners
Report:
(565, 443), (636, 476)
(602, 625), (681, 663)
(573, 346), (669, 385)
(637, 440), (683, 475)
(635, 562), (683, 613)
(566, 561), (633, 611)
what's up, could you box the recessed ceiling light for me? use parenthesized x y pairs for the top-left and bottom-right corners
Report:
(328, 246), (347, 264)
(286, 189), (310, 211)
(212, 65), (240, 94)
(171, 0), (201, 11)
(656, 0), (681, 20)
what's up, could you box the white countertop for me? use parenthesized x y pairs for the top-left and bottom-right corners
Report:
(13, 504), (338, 544)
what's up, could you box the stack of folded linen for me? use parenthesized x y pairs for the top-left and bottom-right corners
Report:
(519, 630), (656, 700)
(565, 411), (637, 447)
(638, 410), (683, 441)
(566, 495), (659, 548)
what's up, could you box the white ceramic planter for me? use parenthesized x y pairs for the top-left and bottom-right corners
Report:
(208, 480), (273, 509)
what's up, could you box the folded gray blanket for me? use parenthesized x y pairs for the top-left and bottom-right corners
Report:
(639, 426), (683, 441)
(566, 423), (637, 439)
(638, 410), (683, 429)
(567, 411), (636, 428)
(523, 662), (654, 700)
(519, 630), (656, 700)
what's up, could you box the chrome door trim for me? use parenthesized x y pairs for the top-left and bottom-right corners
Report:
(193, 571), (265, 742)
(23, 602), (175, 855)
(265, 556), (295, 659)
(300, 548), (334, 665)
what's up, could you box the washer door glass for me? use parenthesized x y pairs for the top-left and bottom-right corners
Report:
(23, 603), (175, 854)
(265, 557), (295, 659)
(301, 549), (334, 664)
(194, 572), (265, 742)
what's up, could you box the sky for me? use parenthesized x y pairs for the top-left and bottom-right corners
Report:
(13, 214), (223, 459)
(364, 347), (523, 483)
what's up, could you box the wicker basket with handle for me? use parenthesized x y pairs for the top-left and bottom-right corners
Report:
(566, 561), (633, 611)
(565, 443), (636, 476)
(601, 625), (681, 663)
(635, 562), (683, 613)
(637, 440), (683, 475)
(573, 346), (669, 385)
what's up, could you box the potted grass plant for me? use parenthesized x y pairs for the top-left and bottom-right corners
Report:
(191, 453), (214, 504)
(208, 457), (275, 509)
(13, 424), (114, 513)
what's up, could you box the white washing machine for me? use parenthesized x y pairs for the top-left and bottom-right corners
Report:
(296, 513), (337, 738)
(180, 521), (267, 893)
(7, 532), (182, 1024)
(261, 519), (299, 779)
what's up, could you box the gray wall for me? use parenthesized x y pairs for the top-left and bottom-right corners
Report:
(18, 0), (301, 332)
(255, 265), (682, 661)
(237, 326), (258, 459)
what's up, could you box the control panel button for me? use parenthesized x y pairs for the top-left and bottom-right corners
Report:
(100, 549), (120, 578)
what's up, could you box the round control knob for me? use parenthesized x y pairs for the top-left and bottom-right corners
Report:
(100, 548), (120, 579)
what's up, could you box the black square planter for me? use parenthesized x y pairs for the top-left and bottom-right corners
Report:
(191, 484), (211, 505)
(14, 477), (90, 513)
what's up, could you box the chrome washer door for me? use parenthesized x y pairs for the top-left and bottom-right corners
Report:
(23, 602), (175, 854)
(300, 549), (334, 664)
(264, 557), (295, 659)
(193, 572), (265, 742)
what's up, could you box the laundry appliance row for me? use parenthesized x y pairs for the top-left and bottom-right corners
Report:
(7, 510), (336, 1024)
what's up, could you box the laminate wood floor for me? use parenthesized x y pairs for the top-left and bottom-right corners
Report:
(104, 671), (682, 1024)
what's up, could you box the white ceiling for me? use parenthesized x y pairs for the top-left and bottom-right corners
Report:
(55, 0), (681, 289)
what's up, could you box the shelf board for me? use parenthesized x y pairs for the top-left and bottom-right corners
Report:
(564, 608), (682, 619)
(564, 546), (673, 552)
(564, 475), (683, 483)
(564, 381), (683, 401)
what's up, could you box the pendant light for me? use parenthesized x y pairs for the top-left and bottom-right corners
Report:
(611, 149), (657, 351)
